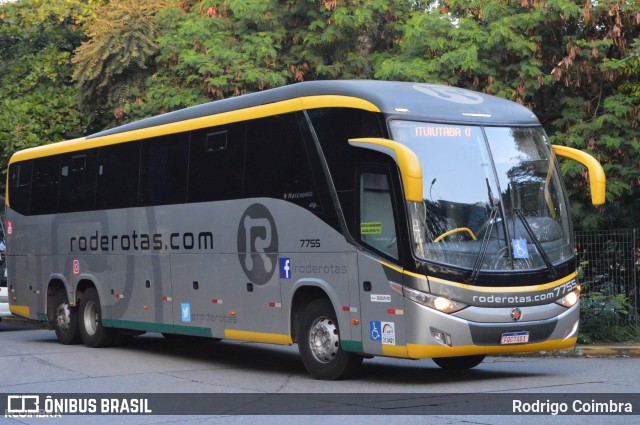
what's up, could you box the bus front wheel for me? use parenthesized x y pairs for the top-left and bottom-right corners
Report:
(298, 298), (362, 380)
(432, 354), (485, 370)
(79, 287), (115, 348)
(51, 291), (81, 345)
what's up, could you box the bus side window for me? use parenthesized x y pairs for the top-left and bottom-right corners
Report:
(31, 156), (60, 215)
(139, 134), (189, 206)
(188, 122), (245, 203)
(8, 161), (33, 216)
(358, 171), (399, 260)
(59, 150), (98, 212)
(96, 141), (141, 210)
(244, 114), (321, 213)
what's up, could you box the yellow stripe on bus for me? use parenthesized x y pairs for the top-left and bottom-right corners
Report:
(380, 262), (577, 294)
(9, 304), (30, 319)
(381, 337), (578, 360)
(224, 329), (293, 345)
(407, 337), (577, 359)
(8, 95), (380, 165)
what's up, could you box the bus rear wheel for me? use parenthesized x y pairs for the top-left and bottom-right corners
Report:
(79, 287), (115, 348)
(51, 291), (81, 345)
(432, 354), (485, 370)
(298, 298), (362, 380)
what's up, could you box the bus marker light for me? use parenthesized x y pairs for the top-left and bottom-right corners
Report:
(143, 305), (149, 310)
(69, 301), (74, 306)
(387, 309), (404, 315)
(115, 293), (125, 299)
(212, 299), (223, 304)
(268, 301), (281, 308)
(352, 319), (360, 326)
(162, 296), (172, 301)
(229, 311), (236, 316)
(343, 306), (358, 313)
(12, 296), (16, 301)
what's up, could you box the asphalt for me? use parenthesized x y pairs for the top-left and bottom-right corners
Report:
(2, 316), (639, 357)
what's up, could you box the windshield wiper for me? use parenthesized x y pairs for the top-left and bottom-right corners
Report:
(468, 206), (500, 284)
(513, 208), (558, 278)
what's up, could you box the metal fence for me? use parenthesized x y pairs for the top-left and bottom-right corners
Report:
(575, 229), (639, 324)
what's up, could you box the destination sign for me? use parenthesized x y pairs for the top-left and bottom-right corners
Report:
(414, 126), (473, 137)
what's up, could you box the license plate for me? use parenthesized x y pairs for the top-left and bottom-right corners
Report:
(500, 331), (529, 345)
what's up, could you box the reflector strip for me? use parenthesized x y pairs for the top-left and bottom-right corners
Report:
(342, 306), (358, 313)
(387, 309), (404, 315)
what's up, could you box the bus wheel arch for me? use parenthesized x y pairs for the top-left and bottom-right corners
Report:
(294, 291), (363, 380)
(47, 279), (81, 345)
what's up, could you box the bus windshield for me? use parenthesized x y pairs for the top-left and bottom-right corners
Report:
(390, 121), (573, 273)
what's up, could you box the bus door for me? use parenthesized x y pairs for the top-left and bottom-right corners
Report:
(357, 169), (407, 357)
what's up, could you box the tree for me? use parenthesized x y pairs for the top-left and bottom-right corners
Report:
(0, 0), (97, 180)
(373, 0), (640, 230)
(125, 0), (409, 121)
(72, 0), (173, 130)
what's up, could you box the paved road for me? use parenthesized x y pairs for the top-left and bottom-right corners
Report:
(1, 320), (638, 424)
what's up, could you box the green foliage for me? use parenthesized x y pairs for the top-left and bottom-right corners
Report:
(72, 0), (173, 130)
(0, 0), (96, 178)
(0, 0), (639, 231)
(578, 291), (630, 343)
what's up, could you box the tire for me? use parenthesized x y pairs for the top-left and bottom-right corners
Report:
(78, 287), (116, 348)
(432, 354), (485, 370)
(298, 298), (362, 380)
(50, 290), (81, 345)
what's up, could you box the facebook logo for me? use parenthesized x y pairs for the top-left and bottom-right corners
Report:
(279, 258), (291, 279)
(181, 303), (191, 322)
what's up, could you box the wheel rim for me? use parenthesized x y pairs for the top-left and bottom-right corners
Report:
(83, 299), (99, 336)
(308, 316), (339, 364)
(55, 302), (71, 332)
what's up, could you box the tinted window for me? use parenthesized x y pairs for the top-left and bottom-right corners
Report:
(307, 108), (386, 236)
(188, 123), (245, 202)
(8, 161), (32, 215)
(140, 134), (189, 206)
(59, 150), (98, 212)
(244, 114), (321, 213)
(96, 142), (140, 209)
(31, 156), (60, 215)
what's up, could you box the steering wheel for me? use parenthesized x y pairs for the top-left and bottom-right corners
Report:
(433, 227), (477, 242)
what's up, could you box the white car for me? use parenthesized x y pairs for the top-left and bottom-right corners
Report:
(0, 286), (10, 320)
(0, 220), (9, 320)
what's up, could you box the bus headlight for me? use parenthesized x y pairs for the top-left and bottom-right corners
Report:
(555, 289), (580, 308)
(403, 286), (467, 313)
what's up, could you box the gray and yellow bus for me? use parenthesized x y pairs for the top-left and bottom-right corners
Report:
(6, 81), (605, 379)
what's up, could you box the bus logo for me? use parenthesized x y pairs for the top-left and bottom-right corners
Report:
(237, 203), (279, 285)
(181, 303), (191, 322)
(279, 258), (291, 279)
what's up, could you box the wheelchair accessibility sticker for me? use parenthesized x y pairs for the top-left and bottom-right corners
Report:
(511, 239), (529, 259)
(370, 321), (396, 345)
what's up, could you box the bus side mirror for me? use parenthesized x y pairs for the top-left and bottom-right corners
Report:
(552, 145), (606, 206)
(348, 138), (423, 202)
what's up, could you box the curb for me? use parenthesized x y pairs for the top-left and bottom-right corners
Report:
(497, 345), (640, 358)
